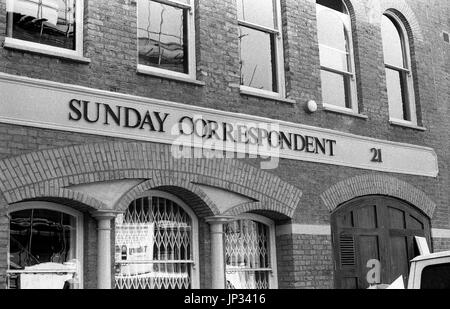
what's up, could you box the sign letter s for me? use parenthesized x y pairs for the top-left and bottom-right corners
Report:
(69, 99), (82, 121)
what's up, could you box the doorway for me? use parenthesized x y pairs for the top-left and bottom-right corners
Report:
(331, 196), (431, 289)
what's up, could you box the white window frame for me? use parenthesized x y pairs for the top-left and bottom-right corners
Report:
(316, 2), (359, 114)
(382, 11), (418, 126)
(114, 190), (200, 289)
(4, 0), (87, 62)
(238, 0), (286, 100)
(6, 201), (84, 289)
(136, 0), (197, 82)
(225, 213), (278, 289)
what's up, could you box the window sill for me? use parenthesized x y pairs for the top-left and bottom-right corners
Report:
(389, 119), (427, 131)
(3, 38), (91, 64)
(322, 105), (368, 119)
(240, 88), (296, 105)
(137, 67), (205, 86)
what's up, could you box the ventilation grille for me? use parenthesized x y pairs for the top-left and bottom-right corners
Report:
(339, 234), (356, 267)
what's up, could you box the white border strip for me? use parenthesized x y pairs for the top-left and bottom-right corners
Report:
(0, 73), (437, 153)
(0, 72), (439, 178)
(432, 228), (450, 239)
(276, 224), (331, 236)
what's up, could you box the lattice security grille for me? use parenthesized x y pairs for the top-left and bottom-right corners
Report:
(225, 219), (271, 289)
(115, 196), (193, 289)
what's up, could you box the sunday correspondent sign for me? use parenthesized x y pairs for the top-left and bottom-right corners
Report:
(0, 73), (439, 177)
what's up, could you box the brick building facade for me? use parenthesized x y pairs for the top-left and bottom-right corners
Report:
(0, 0), (448, 289)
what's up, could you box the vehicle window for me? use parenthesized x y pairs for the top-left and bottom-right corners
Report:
(420, 263), (450, 289)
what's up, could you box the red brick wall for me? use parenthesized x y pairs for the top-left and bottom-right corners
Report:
(276, 234), (334, 289)
(84, 215), (98, 289)
(0, 0), (448, 289)
(432, 238), (450, 254)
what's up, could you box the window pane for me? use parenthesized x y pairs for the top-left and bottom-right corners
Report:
(226, 270), (270, 289)
(320, 69), (351, 108)
(7, 0), (76, 50)
(8, 208), (78, 289)
(138, 1), (187, 73)
(381, 15), (405, 68)
(386, 68), (408, 120)
(421, 263), (450, 289)
(225, 219), (271, 290)
(237, 0), (275, 29)
(319, 45), (349, 72)
(9, 209), (76, 269)
(317, 6), (349, 53)
(239, 26), (277, 92)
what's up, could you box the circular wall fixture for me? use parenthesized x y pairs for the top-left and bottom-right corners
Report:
(305, 100), (318, 113)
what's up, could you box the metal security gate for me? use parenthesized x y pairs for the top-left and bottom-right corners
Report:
(114, 195), (194, 289)
(225, 219), (272, 289)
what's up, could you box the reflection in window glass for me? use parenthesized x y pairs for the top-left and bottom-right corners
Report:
(237, 0), (275, 28)
(239, 26), (276, 92)
(320, 70), (350, 109)
(6, 0), (77, 50)
(421, 263), (450, 289)
(8, 208), (78, 289)
(381, 15), (404, 68)
(237, 0), (284, 95)
(316, 1), (356, 110)
(9, 209), (76, 269)
(138, 1), (188, 73)
(225, 219), (271, 289)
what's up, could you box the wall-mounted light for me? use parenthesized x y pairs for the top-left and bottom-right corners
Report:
(305, 100), (318, 113)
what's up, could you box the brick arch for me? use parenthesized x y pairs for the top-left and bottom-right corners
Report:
(379, 0), (424, 42)
(223, 201), (294, 219)
(8, 187), (107, 212)
(0, 142), (302, 218)
(320, 174), (436, 218)
(115, 179), (220, 218)
(342, 0), (360, 21)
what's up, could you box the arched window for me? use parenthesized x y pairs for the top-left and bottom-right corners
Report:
(225, 214), (278, 289)
(7, 202), (83, 289)
(381, 13), (417, 124)
(316, 0), (358, 113)
(114, 191), (199, 289)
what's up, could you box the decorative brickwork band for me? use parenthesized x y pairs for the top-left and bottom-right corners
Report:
(0, 142), (302, 218)
(320, 174), (436, 218)
(115, 178), (221, 218)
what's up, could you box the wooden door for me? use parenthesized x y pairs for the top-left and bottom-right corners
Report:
(332, 196), (431, 289)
